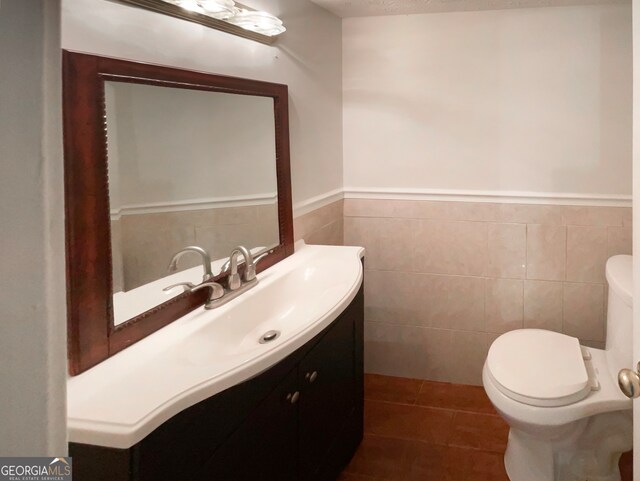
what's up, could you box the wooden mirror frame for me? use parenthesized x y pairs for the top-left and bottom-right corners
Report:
(63, 51), (294, 375)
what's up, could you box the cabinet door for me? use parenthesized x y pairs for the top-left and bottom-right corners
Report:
(195, 368), (299, 481)
(298, 309), (356, 480)
(136, 352), (300, 481)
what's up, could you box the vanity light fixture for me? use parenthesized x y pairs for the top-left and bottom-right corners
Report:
(227, 9), (286, 37)
(118, 0), (285, 44)
(167, 0), (205, 14)
(173, 0), (238, 19)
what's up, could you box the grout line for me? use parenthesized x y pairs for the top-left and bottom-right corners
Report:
(484, 225), (489, 332)
(561, 274), (566, 334)
(446, 442), (507, 455)
(521, 275), (525, 329)
(601, 283), (606, 341)
(359, 432), (452, 447)
(363, 319), (510, 336)
(415, 380), (424, 405)
(365, 398), (500, 418)
(362, 268), (607, 286)
(563, 224), (568, 283)
(343, 212), (629, 227)
(483, 277), (488, 333)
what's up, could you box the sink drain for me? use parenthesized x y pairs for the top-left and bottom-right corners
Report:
(259, 330), (281, 344)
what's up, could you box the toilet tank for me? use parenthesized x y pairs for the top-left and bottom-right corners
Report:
(605, 255), (633, 378)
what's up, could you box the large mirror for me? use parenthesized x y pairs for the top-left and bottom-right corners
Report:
(63, 51), (293, 375)
(105, 82), (280, 325)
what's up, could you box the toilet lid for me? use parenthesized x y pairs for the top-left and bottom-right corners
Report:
(486, 329), (591, 407)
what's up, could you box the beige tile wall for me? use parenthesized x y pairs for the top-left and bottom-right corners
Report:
(343, 199), (632, 386)
(294, 199), (344, 246)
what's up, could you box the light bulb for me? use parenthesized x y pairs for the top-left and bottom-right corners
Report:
(198, 0), (238, 20)
(174, 0), (205, 13)
(228, 9), (286, 36)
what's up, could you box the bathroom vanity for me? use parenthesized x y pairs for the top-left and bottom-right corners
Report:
(66, 243), (365, 481)
(70, 282), (363, 481)
(70, 283), (363, 481)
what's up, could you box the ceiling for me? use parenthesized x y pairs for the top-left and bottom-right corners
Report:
(310, 0), (629, 17)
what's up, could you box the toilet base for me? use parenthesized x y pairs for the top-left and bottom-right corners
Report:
(503, 410), (632, 481)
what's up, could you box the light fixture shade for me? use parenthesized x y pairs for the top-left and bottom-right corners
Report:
(227, 9), (286, 37)
(171, 0), (205, 14)
(198, 0), (238, 19)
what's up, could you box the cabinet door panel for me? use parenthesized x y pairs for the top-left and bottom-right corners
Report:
(136, 353), (299, 481)
(69, 444), (133, 481)
(299, 309), (356, 479)
(195, 368), (299, 481)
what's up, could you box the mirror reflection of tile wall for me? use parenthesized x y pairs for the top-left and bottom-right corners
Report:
(105, 81), (280, 294)
(111, 204), (279, 291)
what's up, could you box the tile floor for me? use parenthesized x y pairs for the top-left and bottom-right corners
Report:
(339, 374), (633, 481)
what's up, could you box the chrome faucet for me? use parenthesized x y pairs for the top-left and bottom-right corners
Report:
(167, 246), (213, 283)
(163, 281), (224, 310)
(220, 250), (271, 282)
(226, 246), (255, 290)
(220, 248), (271, 289)
(164, 246), (271, 311)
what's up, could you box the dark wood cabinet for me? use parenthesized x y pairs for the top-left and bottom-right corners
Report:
(194, 367), (299, 481)
(70, 283), (364, 481)
(299, 300), (356, 480)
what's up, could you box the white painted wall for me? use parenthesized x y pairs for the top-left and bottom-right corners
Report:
(105, 82), (277, 208)
(61, 0), (343, 213)
(343, 5), (632, 198)
(313, 0), (629, 17)
(0, 0), (67, 456)
(631, 0), (639, 474)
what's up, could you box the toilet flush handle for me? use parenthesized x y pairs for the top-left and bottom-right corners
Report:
(618, 362), (640, 399)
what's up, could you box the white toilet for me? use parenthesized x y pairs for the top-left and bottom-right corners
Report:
(483, 255), (633, 481)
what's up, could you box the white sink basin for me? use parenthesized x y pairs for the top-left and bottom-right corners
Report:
(67, 242), (364, 449)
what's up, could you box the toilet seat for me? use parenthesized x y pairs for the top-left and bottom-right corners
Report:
(486, 329), (592, 407)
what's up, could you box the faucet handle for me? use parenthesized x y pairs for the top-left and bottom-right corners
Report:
(191, 281), (225, 299)
(191, 281), (225, 309)
(163, 282), (197, 293)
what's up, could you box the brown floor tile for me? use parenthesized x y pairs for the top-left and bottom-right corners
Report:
(344, 434), (412, 480)
(417, 381), (495, 414)
(447, 411), (509, 453)
(344, 376), (632, 481)
(444, 446), (510, 481)
(365, 374), (423, 405)
(404, 440), (451, 480)
(365, 400), (454, 445)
